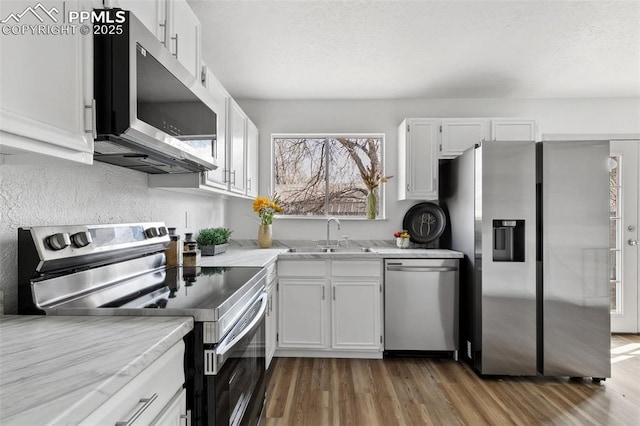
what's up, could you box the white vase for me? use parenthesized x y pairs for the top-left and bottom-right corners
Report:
(396, 237), (410, 249)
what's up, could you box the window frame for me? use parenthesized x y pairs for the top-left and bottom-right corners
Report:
(270, 133), (387, 220)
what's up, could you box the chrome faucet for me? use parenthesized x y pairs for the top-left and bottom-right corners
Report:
(326, 217), (341, 247)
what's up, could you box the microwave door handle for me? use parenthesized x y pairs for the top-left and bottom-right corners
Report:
(215, 294), (267, 360)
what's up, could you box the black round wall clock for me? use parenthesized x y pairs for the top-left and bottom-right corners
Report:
(402, 202), (446, 243)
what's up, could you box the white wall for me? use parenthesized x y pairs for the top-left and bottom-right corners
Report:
(230, 97), (640, 241)
(0, 161), (227, 314)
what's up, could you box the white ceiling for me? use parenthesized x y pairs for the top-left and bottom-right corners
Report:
(187, 0), (640, 100)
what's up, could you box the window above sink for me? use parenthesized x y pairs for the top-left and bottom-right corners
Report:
(272, 134), (387, 219)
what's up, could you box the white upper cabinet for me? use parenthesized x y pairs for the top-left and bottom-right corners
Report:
(105, 0), (166, 42)
(492, 119), (537, 141)
(0, 0), (95, 165)
(107, 0), (200, 78)
(203, 66), (229, 189)
(398, 118), (439, 201)
(440, 119), (491, 159)
(438, 118), (538, 160)
(167, 0), (201, 78)
(227, 99), (247, 194)
(246, 119), (259, 198)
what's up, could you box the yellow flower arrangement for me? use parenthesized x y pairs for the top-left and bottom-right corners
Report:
(252, 195), (283, 225)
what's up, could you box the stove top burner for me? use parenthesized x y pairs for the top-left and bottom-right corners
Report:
(19, 222), (267, 345)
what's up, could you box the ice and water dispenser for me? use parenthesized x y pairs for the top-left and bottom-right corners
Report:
(493, 220), (525, 262)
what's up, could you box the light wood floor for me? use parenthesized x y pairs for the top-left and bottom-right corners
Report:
(264, 335), (640, 425)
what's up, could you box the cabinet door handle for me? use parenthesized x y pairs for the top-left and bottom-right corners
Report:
(332, 287), (336, 301)
(159, 21), (167, 46)
(115, 393), (158, 426)
(222, 169), (229, 183)
(171, 33), (179, 57)
(84, 100), (96, 139)
(180, 412), (190, 426)
(247, 177), (252, 190)
(322, 287), (325, 300)
(231, 170), (236, 185)
(201, 65), (207, 86)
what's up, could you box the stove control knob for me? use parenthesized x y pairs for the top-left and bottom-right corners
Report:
(145, 227), (159, 238)
(158, 226), (168, 236)
(71, 231), (92, 248)
(47, 233), (71, 251)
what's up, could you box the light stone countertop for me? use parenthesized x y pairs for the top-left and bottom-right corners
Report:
(198, 248), (289, 267)
(198, 247), (462, 265)
(0, 315), (193, 426)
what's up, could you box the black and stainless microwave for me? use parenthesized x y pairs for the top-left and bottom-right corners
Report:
(93, 9), (218, 174)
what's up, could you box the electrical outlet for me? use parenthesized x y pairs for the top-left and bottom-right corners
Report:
(467, 340), (472, 359)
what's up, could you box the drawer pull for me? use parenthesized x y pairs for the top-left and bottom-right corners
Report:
(116, 393), (158, 426)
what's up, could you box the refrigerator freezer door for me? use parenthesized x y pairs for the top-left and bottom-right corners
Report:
(541, 141), (611, 378)
(479, 141), (538, 375)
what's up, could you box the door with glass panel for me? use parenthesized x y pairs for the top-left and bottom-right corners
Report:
(610, 141), (640, 333)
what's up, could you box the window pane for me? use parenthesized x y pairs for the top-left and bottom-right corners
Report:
(273, 135), (385, 218)
(609, 154), (621, 314)
(610, 155), (619, 216)
(273, 138), (326, 216)
(610, 219), (619, 249)
(611, 281), (618, 312)
(327, 138), (382, 216)
(610, 249), (619, 281)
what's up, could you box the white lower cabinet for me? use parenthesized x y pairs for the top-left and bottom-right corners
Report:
(82, 341), (186, 425)
(278, 278), (327, 349)
(332, 280), (381, 350)
(265, 263), (278, 369)
(277, 259), (382, 357)
(150, 388), (187, 426)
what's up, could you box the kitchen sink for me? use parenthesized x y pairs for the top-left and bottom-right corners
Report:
(286, 247), (373, 253)
(327, 247), (374, 253)
(287, 248), (330, 253)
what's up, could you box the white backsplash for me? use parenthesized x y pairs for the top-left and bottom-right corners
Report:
(0, 161), (228, 314)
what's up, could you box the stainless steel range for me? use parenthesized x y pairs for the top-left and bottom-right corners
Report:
(18, 222), (267, 426)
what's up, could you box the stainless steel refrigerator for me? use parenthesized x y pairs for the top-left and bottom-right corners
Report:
(440, 140), (610, 379)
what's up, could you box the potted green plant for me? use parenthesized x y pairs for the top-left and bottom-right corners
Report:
(196, 227), (232, 256)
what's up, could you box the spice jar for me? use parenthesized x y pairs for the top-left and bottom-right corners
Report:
(183, 242), (201, 267)
(183, 232), (195, 251)
(165, 233), (182, 267)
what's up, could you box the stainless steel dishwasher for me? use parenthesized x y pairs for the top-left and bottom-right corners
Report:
(384, 259), (459, 359)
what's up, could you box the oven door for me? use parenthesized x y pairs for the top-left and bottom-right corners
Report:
(205, 293), (266, 426)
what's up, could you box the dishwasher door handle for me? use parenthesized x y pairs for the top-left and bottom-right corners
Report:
(386, 266), (458, 272)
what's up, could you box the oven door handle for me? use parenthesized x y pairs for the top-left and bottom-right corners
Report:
(214, 294), (267, 367)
